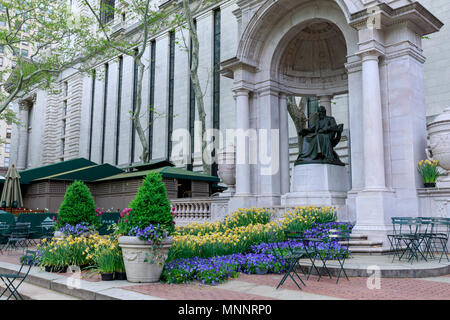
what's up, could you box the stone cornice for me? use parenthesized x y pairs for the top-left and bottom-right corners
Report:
(220, 56), (258, 79)
(350, 2), (443, 35)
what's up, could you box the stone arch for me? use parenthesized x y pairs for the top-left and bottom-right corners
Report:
(272, 18), (349, 96)
(236, 0), (360, 78)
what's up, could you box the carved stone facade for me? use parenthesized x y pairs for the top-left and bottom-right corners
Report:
(9, 0), (450, 244)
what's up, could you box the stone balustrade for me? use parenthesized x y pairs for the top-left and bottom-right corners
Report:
(172, 197), (230, 226)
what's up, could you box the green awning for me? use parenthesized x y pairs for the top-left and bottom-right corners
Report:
(34, 163), (124, 182)
(19, 158), (96, 184)
(95, 166), (220, 183)
(122, 159), (175, 172)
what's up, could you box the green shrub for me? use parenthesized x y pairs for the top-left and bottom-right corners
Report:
(122, 172), (174, 235)
(56, 180), (100, 229)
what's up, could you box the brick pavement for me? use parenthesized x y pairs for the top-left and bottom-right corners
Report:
(1, 249), (449, 300)
(120, 272), (450, 300)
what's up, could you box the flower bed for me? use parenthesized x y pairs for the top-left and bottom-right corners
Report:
(162, 253), (287, 285)
(163, 220), (353, 285)
(36, 234), (122, 272)
(169, 206), (339, 260)
(27, 205), (352, 285)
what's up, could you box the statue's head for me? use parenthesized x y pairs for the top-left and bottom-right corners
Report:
(318, 106), (327, 118)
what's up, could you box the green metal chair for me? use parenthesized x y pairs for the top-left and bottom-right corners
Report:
(417, 217), (437, 260)
(17, 213), (57, 244)
(0, 250), (35, 300)
(306, 229), (351, 284)
(327, 228), (351, 284)
(3, 223), (31, 252)
(432, 218), (450, 263)
(271, 231), (307, 290)
(0, 224), (10, 254)
(396, 218), (428, 263)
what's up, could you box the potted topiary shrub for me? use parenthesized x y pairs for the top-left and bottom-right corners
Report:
(55, 180), (101, 238)
(117, 172), (175, 283)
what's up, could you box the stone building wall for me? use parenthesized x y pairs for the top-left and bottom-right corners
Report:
(10, 0), (450, 174)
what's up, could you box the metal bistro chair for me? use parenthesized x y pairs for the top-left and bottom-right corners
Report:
(389, 217), (420, 263)
(396, 218), (427, 263)
(0, 223), (10, 254)
(3, 223), (31, 252)
(432, 218), (450, 263)
(40, 220), (55, 242)
(306, 229), (351, 284)
(271, 231), (307, 290)
(417, 217), (437, 260)
(0, 250), (35, 300)
(327, 228), (351, 284)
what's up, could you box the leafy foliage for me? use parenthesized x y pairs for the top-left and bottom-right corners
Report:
(120, 172), (174, 236)
(56, 180), (100, 229)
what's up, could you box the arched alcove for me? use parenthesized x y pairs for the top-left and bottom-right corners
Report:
(276, 19), (348, 96)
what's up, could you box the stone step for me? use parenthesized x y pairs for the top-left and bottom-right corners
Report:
(350, 234), (368, 240)
(0, 262), (162, 300)
(348, 246), (394, 255)
(346, 240), (384, 247)
(0, 281), (81, 300)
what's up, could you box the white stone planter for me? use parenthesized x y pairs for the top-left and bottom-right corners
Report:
(426, 107), (450, 187)
(118, 236), (173, 283)
(217, 145), (236, 195)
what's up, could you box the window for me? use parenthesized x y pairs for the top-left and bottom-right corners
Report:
(177, 179), (192, 198)
(6, 129), (11, 139)
(187, 20), (197, 171)
(100, 0), (115, 25)
(88, 69), (96, 160)
(61, 138), (65, 155)
(148, 41), (156, 160)
(5, 143), (10, 153)
(130, 49), (138, 164)
(4, 157), (9, 167)
(167, 31), (175, 160)
(62, 119), (66, 136)
(0, 45), (3, 53)
(115, 56), (123, 165)
(63, 81), (68, 96)
(0, 57), (3, 67)
(63, 100), (67, 116)
(21, 49), (28, 57)
(101, 63), (109, 164)
(212, 9), (221, 177)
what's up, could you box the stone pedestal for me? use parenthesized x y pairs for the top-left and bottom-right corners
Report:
(281, 164), (350, 220)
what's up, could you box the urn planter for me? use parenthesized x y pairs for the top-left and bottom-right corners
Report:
(217, 145), (236, 195)
(118, 236), (173, 283)
(426, 107), (450, 187)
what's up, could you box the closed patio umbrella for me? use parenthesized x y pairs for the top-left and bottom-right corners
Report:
(0, 164), (23, 208)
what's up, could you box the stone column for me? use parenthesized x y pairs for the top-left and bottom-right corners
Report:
(16, 100), (30, 170)
(279, 93), (290, 195)
(318, 95), (333, 116)
(361, 51), (386, 190)
(234, 89), (251, 196)
(353, 50), (395, 243)
(257, 88), (281, 206)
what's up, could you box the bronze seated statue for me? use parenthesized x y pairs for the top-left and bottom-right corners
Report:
(296, 105), (344, 166)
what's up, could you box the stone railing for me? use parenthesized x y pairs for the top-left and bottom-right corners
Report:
(171, 196), (230, 226)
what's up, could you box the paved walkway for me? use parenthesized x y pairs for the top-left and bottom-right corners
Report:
(0, 250), (449, 300)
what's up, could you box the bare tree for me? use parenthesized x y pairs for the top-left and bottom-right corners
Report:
(82, 0), (167, 163)
(175, 0), (212, 175)
(287, 96), (307, 153)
